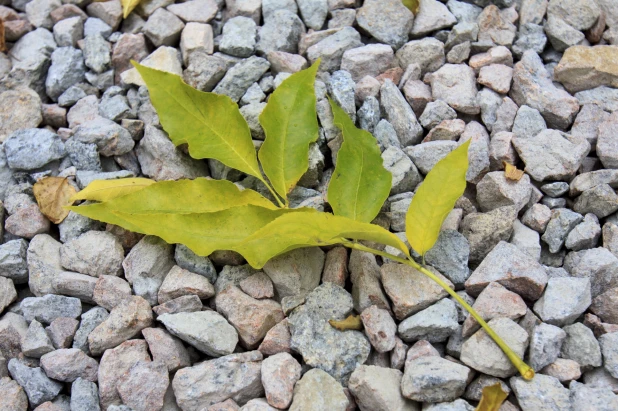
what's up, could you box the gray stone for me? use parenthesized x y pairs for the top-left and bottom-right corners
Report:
(4, 129), (65, 171)
(545, 15), (586, 52)
(288, 283), (370, 384)
(158, 311), (238, 356)
(406, 141), (457, 175)
(401, 356), (470, 403)
(72, 306), (109, 354)
(576, 86), (618, 112)
(84, 17), (112, 38)
(0, 240), (29, 284)
(71, 377), (100, 411)
(213, 56), (270, 102)
(511, 50), (579, 129)
(547, 0), (600, 31)
(88, 296), (153, 355)
(461, 317), (529, 378)
(425, 230), (470, 287)
(45, 47), (86, 101)
(528, 323), (567, 371)
(396, 38), (445, 76)
(175, 244), (217, 283)
(76, 170), (136, 188)
(429, 64), (479, 115)
(460, 121), (490, 184)
(601, 333), (618, 382)
(65, 140), (101, 171)
(166, 0), (218, 23)
(514, 130), (590, 182)
(262, 0), (297, 21)
(142, 327), (190, 373)
(297, 0), (327, 30)
(26, 0), (61, 29)
(0, 276), (16, 314)
(542, 208), (584, 253)
(341, 44), (394, 82)
(219, 17), (256, 58)
(510, 374), (571, 411)
(477, 4), (516, 46)
(73, 116), (134, 157)
(348, 365), (417, 411)
(54, 17), (84, 51)
(565, 214), (601, 251)
(83, 34), (111, 74)
(328, 70), (356, 122)
(21, 320), (54, 358)
(570, 170), (618, 196)
(356, 0), (413, 49)
(60, 231), (124, 277)
(52, 271), (97, 304)
(511, 220), (542, 261)
(398, 298), (459, 343)
(564, 247), (618, 297)
(288, 368), (348, 411)
(382, 146), (422, 195)
(380, 80), (423, 146)
(143, 8), (184, 47)
(419, 100), (457, 130)
(569, 381), (618, 411)
(256, 10), (304, 56)
(465, 241), (548, 300)
(358, 97), (381, 135)
(476, 171), (532, 212)
(412, 0), (457, 36)
(179, 23), (214, 65)
(173, 351), (264, 410)
(123, 235), (174, 305)
(520, 0), (549, 26)
(512, 105), (547, 139)
(561, 323), (602, 371)
(262, 248), (324, 299)
(21, 294), (81, 324)
(8, 359), (63, 407)
(571, 104), (610, 150)
(122, 46), (182, 88)
(307, 27), (362, 73)
(513, 23), (547, 58)
(462, 206), (518, 264)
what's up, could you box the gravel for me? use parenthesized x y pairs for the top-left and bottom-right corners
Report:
(1, 0), (618, 409)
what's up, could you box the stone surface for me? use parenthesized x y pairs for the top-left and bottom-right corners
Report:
(288, 283), (370, 384)
(529, 323), (567, 371)
(40, 348), (98, 382)
(21, 294), (81, 324)
(288, 368), (348, 411)
(0, 88), (43, 143)
(261, 353), (301, 409)
(262, 247), (325, 299)
(398, 298), (459, 343)
(533, 277), (591, 326)
(158, 265), (215, 303)
(158, 310), (238, 357)
(401, 356), (470, 403)
(564, 247), (618, 297)
(561, 323), (602, 371)
(8, 359), (63, 407)
(117, 360), (169, 411)
(429, 64), (479, 115)
(173, 351), (264, 410)
(510, 374), (571, 410)
(356, 0), (413, 49)
(88, 296), (153, 355)
(348, 365), (417, 411)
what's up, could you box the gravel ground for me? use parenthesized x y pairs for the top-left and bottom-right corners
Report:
(1, 0), (618, 410)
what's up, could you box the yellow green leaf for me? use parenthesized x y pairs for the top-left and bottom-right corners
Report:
(402, 0), (420, 14)
(329, 315), (363, 331)
(476, 383), (508, 411)
(70, 178), (155, 202)
(121, 0), (141, 18)
(236, 211), (410, 268)
(33, 177), (77, 224)
(258, 60), (320, 202)
(406, 140), (471, 256)
(133, 63), (264, 182)
(327, 98), (391, 223)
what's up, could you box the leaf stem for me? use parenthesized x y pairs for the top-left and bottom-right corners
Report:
(259, 177), (286, 208)
(341, 240), (535, 381)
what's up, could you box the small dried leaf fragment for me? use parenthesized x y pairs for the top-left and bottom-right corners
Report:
(33, 177), (77, 224)
(0, 19), (6, 53)
(503, 162), (524, 181)
(329, 315), (363, 331)
(475, 383), (508, 411)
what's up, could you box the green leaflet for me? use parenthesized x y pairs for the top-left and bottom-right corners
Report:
(327, 98), (391, 223)
(133, 63), (264, 181)
(69, 178), (276, 218)
(401, 0), (420, 14)
(70, 178), (155, 202)
(258, 60), (320, 203)
(406, 140), (471, 257)
(236, 211), (411, 268)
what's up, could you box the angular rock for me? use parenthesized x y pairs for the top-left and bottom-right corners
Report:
(4, 129), (65, 171)
(92, 275), (132, 312)
(462, 206), (518, 264)
(261, 353), (301, 409)
(401, 356), (470, 403)
(8, 359), (63, 407)
(412, 0), (456, 37)
(157, 310), (238, 356)
(262, 247), (324, 299)
(46, 47), (86, 101)
(142, 327), (190, 373)
(47, 316), (79, 349)
(0, 88), (43, 143)
(158, 265), (215, 304)
(477, 171), (531, 212)
(71, 378), (101, 411)
(564, 247), (618, 297)
(360, 305), (397, 353)
(173, 351), (264, 410)
(72, 306), (108, 354)
(398, 298), (459, 343)
(22, 320), (55, 358)
(21, 294), (81, 324)
(60, 231), (123, 278)
(306, 27), (362, 73)
(510, 374), (571, 410)
(356, 0), (413, 49)
(212, 56), (270, 102)
(117, 360), (169, 411)
(348, 365), (417, 411)
(429, 64), (479, 115)
(528, 323), (567, 371)
(561, 323), (602, 371)
(88, 296), (153, 355)
(40, 348), (98, 382)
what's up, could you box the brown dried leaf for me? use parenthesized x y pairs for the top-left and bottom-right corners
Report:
(503, 161), (524, 181)
(33, 177), (77, 224)
(0, 19), (6, 53)
(329, 315), (363, 331)
(476, 383), (508, 411)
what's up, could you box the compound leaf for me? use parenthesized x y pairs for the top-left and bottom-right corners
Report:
(476, 383), (508, 411)
(133, 63), (264, 182)
(236, 211), (411, 268)
(406, 140), (470, 257)
(33, 177), (77, 224)
(70, 178), (155, 202)
(327, 98), (391, 223)
(258, 60), (320, 202)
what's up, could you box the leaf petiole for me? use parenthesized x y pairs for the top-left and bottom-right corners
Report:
(259, 177), (287, 208)
(341, 240), (535, 381)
